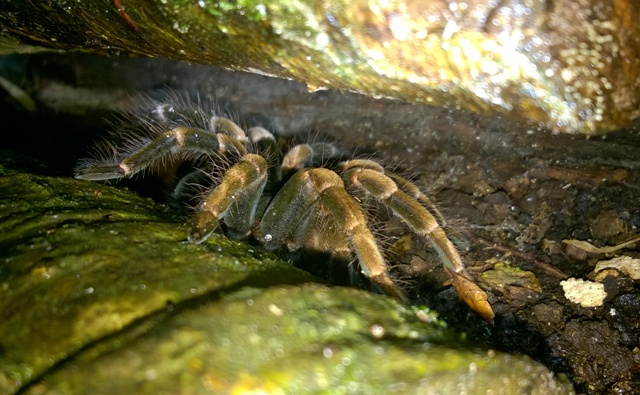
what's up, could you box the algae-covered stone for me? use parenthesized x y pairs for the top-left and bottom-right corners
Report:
(0, 171), (313, 394)
(23, 286), (573, 394)
(0, 163), (575, 394)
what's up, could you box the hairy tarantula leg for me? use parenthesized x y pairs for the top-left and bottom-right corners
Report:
(247, 126), (281, 188)
(280, 143), (343, 179)
(386, 172), (448, 227)
(341, 161), (494, 323)
(75, 127), (247, 181)
(209, 116), (249, 145)
(341, 161), (464, 272)
(255, 168), (407, 302)
(386, 171), (472, 251)
(187, 153), (268, 243)
(343, 160), (448, 227)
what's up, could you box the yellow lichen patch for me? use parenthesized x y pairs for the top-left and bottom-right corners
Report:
(480, 261), (542, 293)
(479, 261), (541, 307)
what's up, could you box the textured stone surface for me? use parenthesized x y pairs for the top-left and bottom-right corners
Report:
(0, 0), (639, 134)
(2, 52), (639, 393)
(0, 169), (574, 394)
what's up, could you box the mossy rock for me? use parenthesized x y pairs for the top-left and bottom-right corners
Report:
(0, 163), (575, 394)
(1, 1), (639, 134)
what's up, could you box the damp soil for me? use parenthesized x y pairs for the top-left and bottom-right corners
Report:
(1, 52), (639, 394)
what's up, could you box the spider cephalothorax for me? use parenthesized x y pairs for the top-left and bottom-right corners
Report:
(75, 95), (494, 323)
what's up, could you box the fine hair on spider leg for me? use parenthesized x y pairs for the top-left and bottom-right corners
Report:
(77, 92), (245, 197)
(75, 91), (494, 323)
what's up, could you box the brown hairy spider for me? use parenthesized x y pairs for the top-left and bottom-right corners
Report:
(75, 95), (494, 323)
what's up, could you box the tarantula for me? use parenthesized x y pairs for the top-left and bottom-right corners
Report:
(75, 95), (494, 323)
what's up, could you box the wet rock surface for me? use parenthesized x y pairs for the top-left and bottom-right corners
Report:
(1, 52), (639, 393)
(1, 0), (639, 133)
(0, 164), (574, 394)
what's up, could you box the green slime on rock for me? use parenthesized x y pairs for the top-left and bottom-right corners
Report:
(0, 163), (575, 394)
